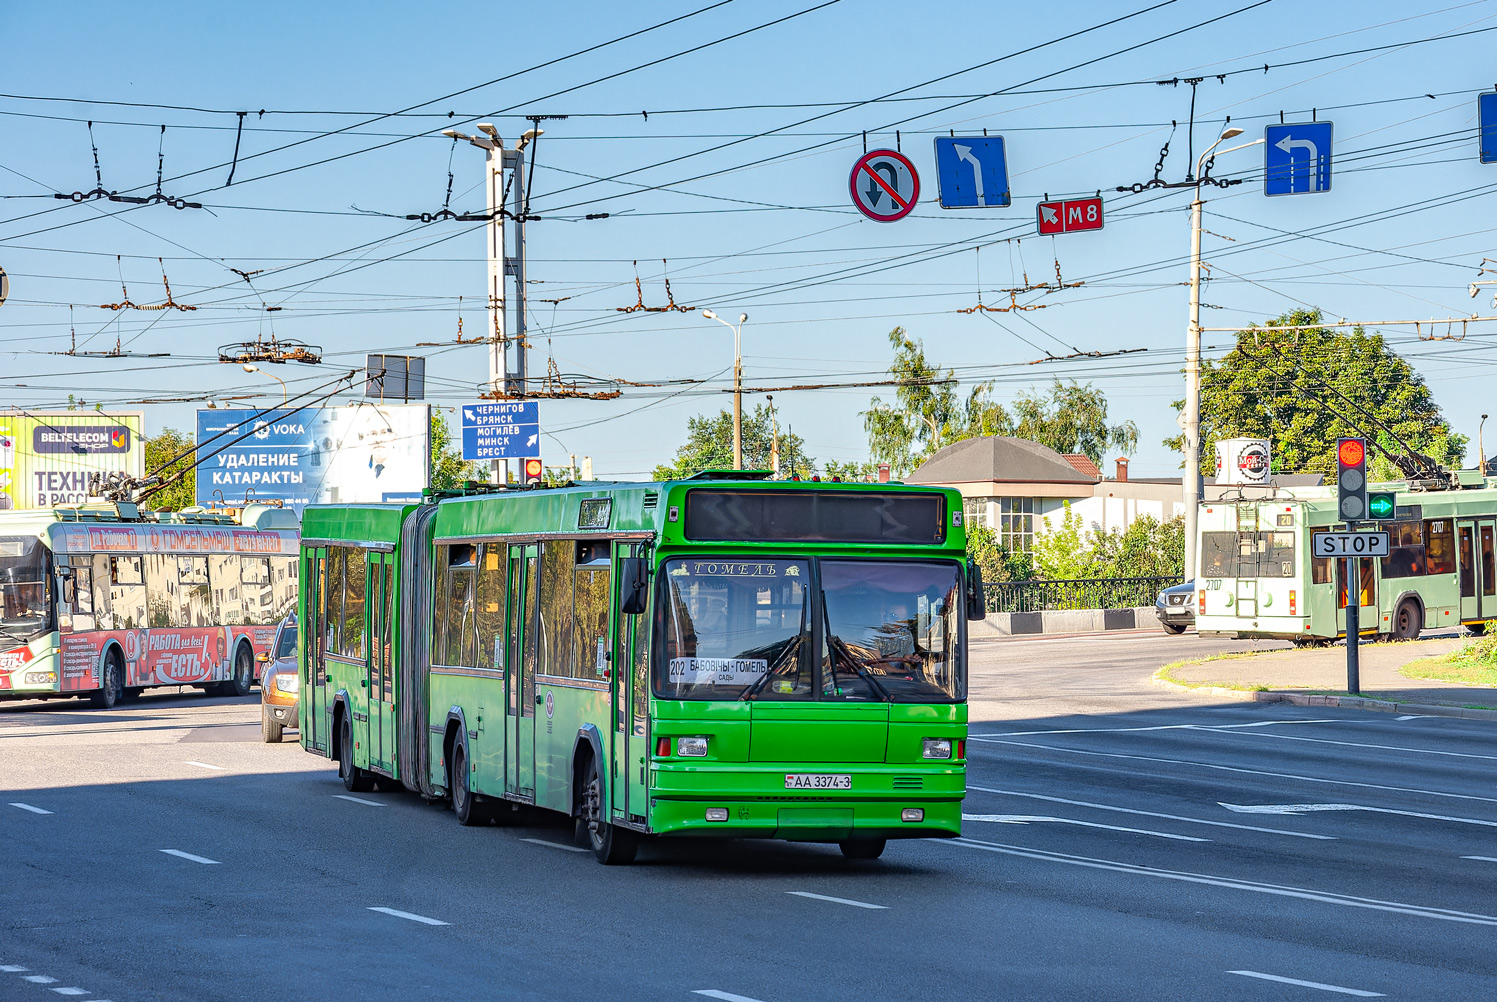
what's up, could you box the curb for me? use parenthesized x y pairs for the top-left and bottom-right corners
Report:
(1152, 675), (1497, 722)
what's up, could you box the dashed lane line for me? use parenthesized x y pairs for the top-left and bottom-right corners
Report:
(938, 836), (1497, 926)
(976, 719), (1344, 737)
(160, 848), (221, 865)
(968, 787), (1334, 840)
(50, 988), (89, 996)
(786, 891), (887, 910)
(0, 965), (27, 972)
(368, 906), (449, 926)
(1227, 971), (1384, 996)
(7, 803), (53, 815)
(1214, 727), (1497, 762)
(962, 813), (1209, 842)
(1221, 802), (1497, 829)
(183, 760), (225, 771)
(693, 992), (771, 1002)
(1462, 855), (1497, 862)
(973, 737), (1497, 806)
(332, 794), (385, 807)
(520, 838), (590, 853)
(22, 975), (58, 984)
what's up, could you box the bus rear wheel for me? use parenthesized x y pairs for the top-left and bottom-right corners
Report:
(450, 744), (493, 826)
(838, 839), (887, 860)
(1392, 600), (1422, 641)
(90, 652), (123, 709)
(578, 756), (637, 865)
(338, 714), (373, 792)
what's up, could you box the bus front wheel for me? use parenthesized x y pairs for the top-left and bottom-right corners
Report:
(1392, 600), (1422, 642)
(578, 756), (637, 865)
(839, 839), (887, 860)
(90, 652), (123, 709)
(450, 744), (493, 826)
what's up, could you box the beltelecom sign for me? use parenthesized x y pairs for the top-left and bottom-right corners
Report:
(1036, 196), (1104, 235)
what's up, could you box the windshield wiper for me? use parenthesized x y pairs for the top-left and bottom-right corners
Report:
(739, 635), (804, 700)
(825, 634), (892, 701)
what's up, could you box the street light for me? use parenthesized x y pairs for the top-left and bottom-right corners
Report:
(1182, 127), (1264, 582)
(1481, 413), (1489, 476)
(242, 363), (287, 404)
(702, 309), (749, 470)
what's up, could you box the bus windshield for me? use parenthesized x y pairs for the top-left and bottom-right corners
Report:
(656, 557), (964, 702)
(0, 537), (51, 643)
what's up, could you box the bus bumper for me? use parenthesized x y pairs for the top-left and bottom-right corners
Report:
(648, 765), (964, 840)
(0, 646), (60, 698)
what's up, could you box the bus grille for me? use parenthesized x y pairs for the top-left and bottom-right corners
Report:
(643, 492), (659, 509)
(892, 777), (923, 790)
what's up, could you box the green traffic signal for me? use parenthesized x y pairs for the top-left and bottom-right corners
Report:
(1367, 492), (1396, 520)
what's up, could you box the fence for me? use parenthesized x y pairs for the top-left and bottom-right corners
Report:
(984, 575), (1184, 614)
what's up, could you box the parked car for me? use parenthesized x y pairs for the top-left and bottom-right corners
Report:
(1154, 580), (1195, 635)
(260, 616), (298, 743)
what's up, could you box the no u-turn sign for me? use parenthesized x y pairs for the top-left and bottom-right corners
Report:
(850, 149), (919, 222)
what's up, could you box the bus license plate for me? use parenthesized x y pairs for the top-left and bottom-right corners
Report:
(784, 774), (851, 790)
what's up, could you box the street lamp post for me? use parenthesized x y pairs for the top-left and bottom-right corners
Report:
(702, 310), (748, 469)
(242, 363), (287, 404)
(1481, 413), (1489, 476)
(1183, 128), (1262, 583)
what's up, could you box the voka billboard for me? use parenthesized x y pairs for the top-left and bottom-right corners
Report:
(0, 411), (144, 509)
(195, 403), (430, 511)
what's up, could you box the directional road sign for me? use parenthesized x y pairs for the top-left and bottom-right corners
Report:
(1265, 122), (1332, 196)
(849, 149), (920, 222)
(933, 136), (1011, 209)
(1481, 92), (1497, 165)
(1036, 196), (1103, 235)
(461, 401), (539, 461)
(1312, 531), (1390, 559)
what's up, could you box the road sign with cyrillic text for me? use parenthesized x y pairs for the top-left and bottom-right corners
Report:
(1036, 197), (1103, 235)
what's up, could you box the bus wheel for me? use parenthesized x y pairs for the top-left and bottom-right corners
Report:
(450, 744), (492, 826)
(338, 714), (373, 792)
(1392, 601), (1422, 641)
(838, 839), (887, 860)
(90, 652), (123, 709)
(224, 645), (253, 698)
(578, 756), (637, 865)
(1468, 622), (1488, 637)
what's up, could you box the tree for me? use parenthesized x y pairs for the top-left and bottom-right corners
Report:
(1005, 380), (1138, 465)
(1166, 309), (1466, 477)
(653, 404), (814, 480)
(1088, 514), (1184, 578)
(429, 410), (484, 490)
(1030, 501), (1095, 579)
(863, 328), (964, 477)
(965, 521), (1036, 583)
(142, 428), (197, 511)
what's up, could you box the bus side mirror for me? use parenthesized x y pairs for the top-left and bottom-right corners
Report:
(965, 560), (986, 621)
(60, 574), (76, 606)
(620, 557), (649, 615)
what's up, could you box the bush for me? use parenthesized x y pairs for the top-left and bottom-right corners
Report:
(1451, 630), (1497, 666)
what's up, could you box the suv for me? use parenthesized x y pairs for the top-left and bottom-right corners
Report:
(260, 616), (299, 743)
(1154, 580), (1195, 635)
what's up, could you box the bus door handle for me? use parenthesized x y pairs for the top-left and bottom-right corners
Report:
(535, 694), (543, 705)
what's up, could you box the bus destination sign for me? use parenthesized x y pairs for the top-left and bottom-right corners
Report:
(1312, 531), (1391, 559)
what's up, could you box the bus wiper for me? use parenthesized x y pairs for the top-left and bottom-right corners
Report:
(740, 635), (802, 700)
(827, 635), (891, 701)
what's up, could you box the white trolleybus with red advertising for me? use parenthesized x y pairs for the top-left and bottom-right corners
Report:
(0, 501), (299, 707)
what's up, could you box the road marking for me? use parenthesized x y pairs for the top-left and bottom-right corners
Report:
(786, 891), (887, 910)
(962, 813), (1208, 842)
(367, 906), (449, 926)
(23, 975), (58, 984)
(1461, 855), (1497, 862)
(969, 787), (1334, 840)
(979, 719), (1343, 737)
(333, 794), (385, 807)
(160, 849), (221, 865)
(8, 802), (53, 815)
(937, 837), (1497, 926)
(1396, 714), (1428, 720)
(1221, 802), (1497, 829)
(520, 838), (590, 853)
(976, 738), (1497, 806)
(1217, 728), (1497, 762)
(1228, 971), (1384, 996)
(0, 965), (28, 972)
(183, 760), (225, 771)
(51, 988), (89, 996)
(693, 992), (770, 1002)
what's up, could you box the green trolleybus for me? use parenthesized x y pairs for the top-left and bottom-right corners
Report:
(298, 475), (983, 863)
(1194, 475), (1497, 642)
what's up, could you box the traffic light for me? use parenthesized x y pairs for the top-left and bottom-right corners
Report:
(1336, 437), (1367, 521)
(522, 458), (544, 486)
(1367, 491), (1396, 521)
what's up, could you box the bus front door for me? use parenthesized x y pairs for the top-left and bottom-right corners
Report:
(371, 556), (394, 775)
(1457, 519), (1496, 623)
(306, 551), (328, 753)
(610, 542), (638, 822)
(506, 544), (537, 801)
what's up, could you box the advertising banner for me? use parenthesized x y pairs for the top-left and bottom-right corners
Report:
(0, 411), (145, 510)
(195, 403), (430, 511)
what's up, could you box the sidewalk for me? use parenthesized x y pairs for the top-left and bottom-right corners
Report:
(1159, 633), (1497, 718)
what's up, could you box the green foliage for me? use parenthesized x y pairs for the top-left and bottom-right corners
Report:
(143, 428), (197, 511)
(1031, 501), (1094, 580)
(821, 459), (880, 482)
(863, 327), (1136, 475)
(965, 521), (1036, 582)
(652, 404), (813, 480)
(1166, 309), (1466, 476)
(1451, 631), (1497, 667)
(1088, 514), (1185, 578)
(429, 410), (485, 490)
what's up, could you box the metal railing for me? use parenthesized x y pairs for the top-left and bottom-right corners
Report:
(984, 574), (1184, 614)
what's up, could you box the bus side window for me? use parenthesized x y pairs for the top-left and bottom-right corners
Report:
(324, 547), (346, 657)
(1424, 520), (1455, 576)
(538, 541), (575, 678)
(111, 555), (147, 629)
(343, 550), (367, 661)
(1310, 530), (1334, 585)
(143, 554), (173, 628)
(71, 564), (96, 632)
(476, 543), (505, 672)
(91, 554), (115, 632)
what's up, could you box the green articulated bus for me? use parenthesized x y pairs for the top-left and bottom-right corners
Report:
(298, 474), (984, 863)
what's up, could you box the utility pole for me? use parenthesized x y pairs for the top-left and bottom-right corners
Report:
(702, 310), (748, 469)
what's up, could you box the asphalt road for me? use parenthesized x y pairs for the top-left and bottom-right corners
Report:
(3, 632), (1496, 1001)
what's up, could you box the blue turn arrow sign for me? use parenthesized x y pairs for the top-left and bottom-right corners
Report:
(933, 136), (1011, 209)
(1264, 122), (1332, 196)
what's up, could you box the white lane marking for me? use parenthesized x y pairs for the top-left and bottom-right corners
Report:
(1228, 971), (1384, 996)
(694, 992), (770, 1002)
(183, 760), (225, 771)
(786, 891), (887, 910)
(8, 802), (53, 815)
(969, 786), (1335, 840)
(1460, 855), (1497, 862)
(962, 813), (1209, 842)
(22, 975), (58, 984)
(159, 848), (221, 865)
(1222, 802), (1497, 829)
(51, 988), (90, 996)
(938, 837), (1497, 926)
(1396, 714), (1428, 720)
(367, 906), (449, 926)
(979, 719), (1344, 737)
(332, 794), (385, 807)
(0, 965), (28, 972)
(1217, 728), (1497, 762)
(520, 838), (590, 853)
(975, 737), (1497, 806)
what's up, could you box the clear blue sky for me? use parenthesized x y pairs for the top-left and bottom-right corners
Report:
(3, 0), (1495, 478)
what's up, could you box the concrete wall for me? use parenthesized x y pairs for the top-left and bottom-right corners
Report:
(969, 606), (1158, 637)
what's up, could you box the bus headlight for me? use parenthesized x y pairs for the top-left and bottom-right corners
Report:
(24, 672), (56, 685)
(922, 738), (952, 759)
(901, 808), (925, 822)
(677, 736), (709, 757)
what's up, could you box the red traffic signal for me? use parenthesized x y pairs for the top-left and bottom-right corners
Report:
(1336, 437), (1367, 521)
(1337, 438), (1365, 468)
(522, 458), (543, 485)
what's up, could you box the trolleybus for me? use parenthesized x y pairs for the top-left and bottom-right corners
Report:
(0, 502), (300, 706)
(298, 475), (982, 863)
(1194, 476), (1496, 642)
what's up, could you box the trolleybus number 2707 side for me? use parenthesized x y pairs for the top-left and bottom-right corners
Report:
(785, 774), (853, 790)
